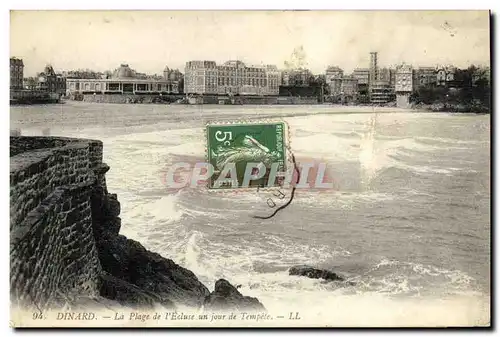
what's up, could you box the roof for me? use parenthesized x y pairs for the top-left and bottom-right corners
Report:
(112, 64), (135, 79)
(223, 60), (246, 68)
(326, 66), (343, 72)
(10, 57), (24, 65)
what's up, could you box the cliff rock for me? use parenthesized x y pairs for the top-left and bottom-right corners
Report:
(10, 136), (265, 314)
(203, 279), (266, 312)
(99, 272), (176, 309)
(96, 233), (210, 308)
(93, 192), (210, 309)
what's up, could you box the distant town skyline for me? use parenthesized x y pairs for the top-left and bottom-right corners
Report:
(10, 10), (490, 77)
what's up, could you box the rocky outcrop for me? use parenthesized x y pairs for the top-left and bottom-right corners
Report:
(203, 279), (266, 312)
(99, 272), (175, 309)
(92, 186), (210, 309)
(10, 136), (265, 313)
(289, 265), (345, 282)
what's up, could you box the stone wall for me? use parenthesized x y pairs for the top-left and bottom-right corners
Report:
(10, 136), (265, 313)
(80, 93), (185, 104)
(189, 95), (319, 105)
(75, 93), (318, 105)
(10, 136), (105, 310)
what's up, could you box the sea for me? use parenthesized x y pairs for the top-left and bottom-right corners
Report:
(10, 101), (491, 327)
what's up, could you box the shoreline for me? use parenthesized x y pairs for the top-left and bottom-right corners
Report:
(9, 123), (490, 327)
(10, 99), (490, 114)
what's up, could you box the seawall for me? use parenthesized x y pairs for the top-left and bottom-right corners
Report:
(77, 93), (185, 104)
(189, 95), (319, 105)
(10, 90), (60, 105)
(10, 136), (265, 315)
(71, 93), (319, 105)
(10, 137), (105, 310)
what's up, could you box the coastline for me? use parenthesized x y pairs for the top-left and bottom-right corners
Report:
(8, 113), (491, 328)
(11, 98), (490, 115)
(9, 136), (266, 323)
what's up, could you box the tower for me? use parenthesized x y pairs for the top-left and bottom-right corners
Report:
(395, 63), (413, 109)
(369, 52), (378, 84)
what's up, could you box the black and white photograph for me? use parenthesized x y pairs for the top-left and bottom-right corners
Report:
(8, 9), (491, 328)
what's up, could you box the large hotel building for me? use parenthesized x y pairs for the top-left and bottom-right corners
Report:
(184, 60), (281, 95)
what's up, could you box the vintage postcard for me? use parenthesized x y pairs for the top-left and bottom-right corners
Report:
(9, 10), (491, 328)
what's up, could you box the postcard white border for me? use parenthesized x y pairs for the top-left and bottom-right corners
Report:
(2, 2), (496, 337)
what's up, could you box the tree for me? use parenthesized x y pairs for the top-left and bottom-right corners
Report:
(411, 64), (490, 113)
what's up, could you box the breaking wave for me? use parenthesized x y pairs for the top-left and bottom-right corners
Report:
(88, 109), (490, 326)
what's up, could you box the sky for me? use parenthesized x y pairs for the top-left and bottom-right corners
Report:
(10, 10), (490, 77)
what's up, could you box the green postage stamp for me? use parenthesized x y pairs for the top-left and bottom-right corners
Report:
(206, 121), (288, 189)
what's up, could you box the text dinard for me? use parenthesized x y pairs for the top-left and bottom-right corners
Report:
(55, 311), (274, 322)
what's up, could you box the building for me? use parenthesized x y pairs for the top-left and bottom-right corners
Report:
(352, 68), (370, 102)
(325, 66), (344, 96)
(184, 60), (282, 96)
(340, 76), (358, 103)
(370, 80), (393, 104)
(281, 68), (312, 87)
(378, 67), (390, 82)
(67, 64), (180, 95)
(37, 65), (66, 96)
(10, 57), (24, 89)
(327, 75), (358, 103)
(378, 67), (397, 95)
(327, 78), (342, 96)
(436, 65), (456, 86)
(378, 67), (396, 88)
(62, 70), (106, 79)
(325, 66), (343, 80)
(23, 77), (38, 90)
(413, 67), (437, 88)
(184, 61), (217, 94)
(163, 67), (184, 93)
(222, 60), (268, 95)
(395, 63), (413, 108)
(265, 65), (281, 96)
(164, 67), (183, 82)
(352, 68), (370, 85)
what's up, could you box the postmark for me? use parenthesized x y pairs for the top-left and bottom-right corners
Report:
(252, 150), (300, 219)
(206, 120), (288, 190)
